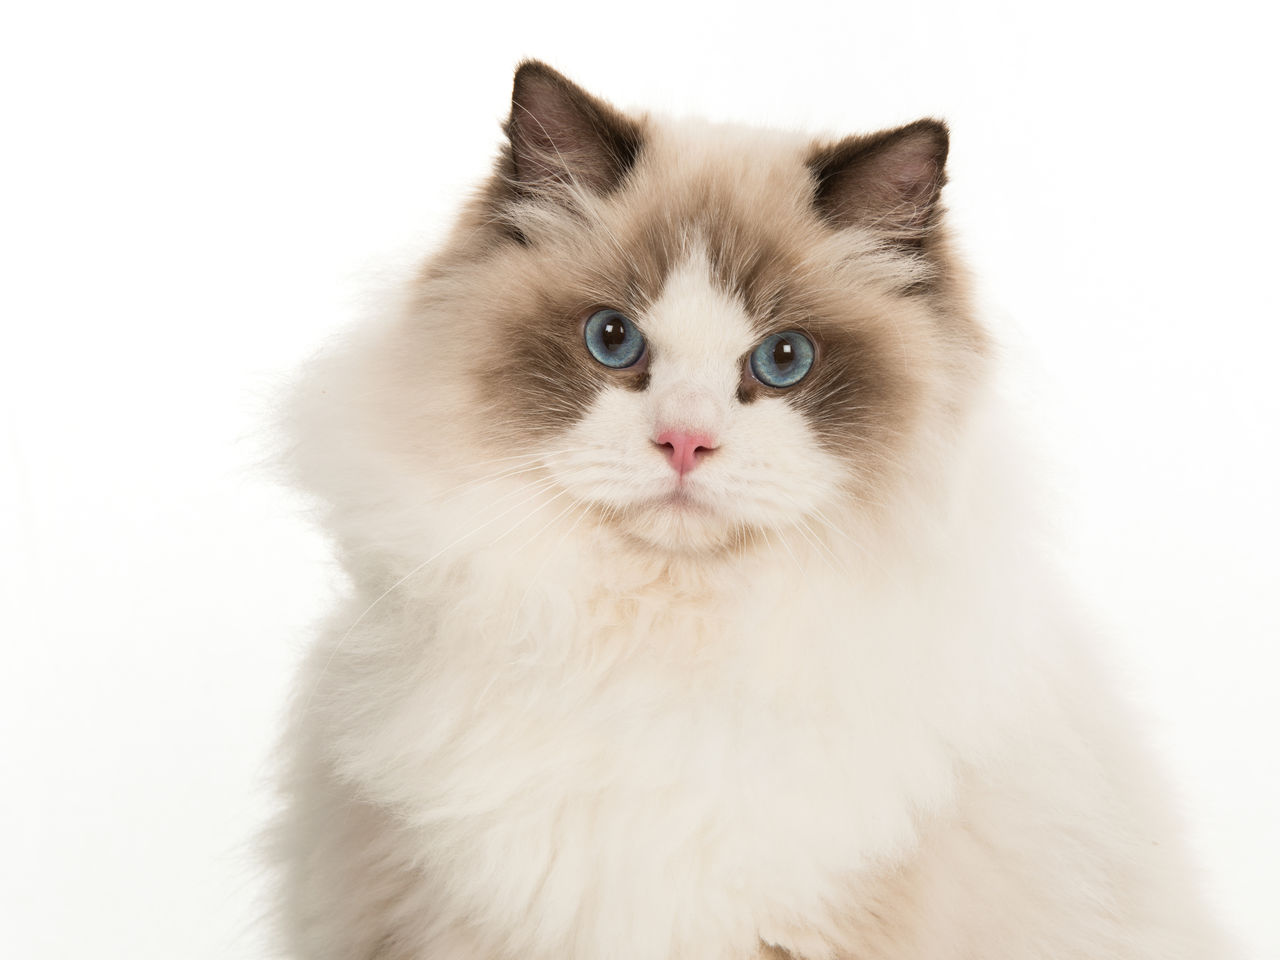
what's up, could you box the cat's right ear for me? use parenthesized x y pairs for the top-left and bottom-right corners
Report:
(503, 61), (644, 197)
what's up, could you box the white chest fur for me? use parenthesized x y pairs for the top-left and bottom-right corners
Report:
(313, 529), (1016, 960)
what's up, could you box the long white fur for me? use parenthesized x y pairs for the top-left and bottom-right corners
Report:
(271, 119), (1231, 960)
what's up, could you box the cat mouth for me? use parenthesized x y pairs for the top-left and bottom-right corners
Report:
(607, 485), (736, 553)
(645, 485), (714, 515)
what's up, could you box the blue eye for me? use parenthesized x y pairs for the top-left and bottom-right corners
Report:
(749, 331), (815, 388)
(584, 308), (646, 368)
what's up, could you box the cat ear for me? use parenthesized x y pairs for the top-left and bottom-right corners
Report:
(504, 61), (644, 196)
(807, 119), (949, 238)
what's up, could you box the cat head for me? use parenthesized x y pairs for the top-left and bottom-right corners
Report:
(303, 63), (989, 560)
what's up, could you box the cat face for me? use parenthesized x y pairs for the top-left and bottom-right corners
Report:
(372, 63), (987, 556)
(546, 256), (853, 552)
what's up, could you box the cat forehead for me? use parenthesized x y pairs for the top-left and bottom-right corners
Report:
(547, 122), (912, 323)
(644, 117), (814, 186)
(618, 118), (825, 249)
(641, 255), (757, 361)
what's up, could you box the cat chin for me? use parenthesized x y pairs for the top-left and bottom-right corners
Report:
(605, 496), (748, 555)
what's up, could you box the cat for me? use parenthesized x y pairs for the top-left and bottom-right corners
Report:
(270, 60), (1232, 959)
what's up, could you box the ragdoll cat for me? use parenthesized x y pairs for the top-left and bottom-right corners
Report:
(272, 61), (1231, 959)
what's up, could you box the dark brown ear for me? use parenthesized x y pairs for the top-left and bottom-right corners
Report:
(807, 119), (949, 237)
(504, 61), (643, 196)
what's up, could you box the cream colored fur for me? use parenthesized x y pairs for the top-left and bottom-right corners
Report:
(270, 104), (1231, 959)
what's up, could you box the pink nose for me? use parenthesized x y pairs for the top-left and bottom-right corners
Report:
(653, 429), (717, 478)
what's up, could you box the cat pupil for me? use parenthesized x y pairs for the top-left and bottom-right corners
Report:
(774, 339), (795, 367)
(603, 321), (625, 350)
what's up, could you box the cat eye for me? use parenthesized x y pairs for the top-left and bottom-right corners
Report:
(584, 308), (646, 369)
(748, 331), (816, 388)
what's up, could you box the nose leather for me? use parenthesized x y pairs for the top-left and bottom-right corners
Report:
(654, 429), (717, 478)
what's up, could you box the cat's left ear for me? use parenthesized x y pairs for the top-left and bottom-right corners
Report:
(504, 61), (644, 196)
(806, 119), (949, 239)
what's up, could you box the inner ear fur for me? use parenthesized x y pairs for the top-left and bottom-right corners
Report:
(504, 60), (644, 197)
(807, 119), (950, 237)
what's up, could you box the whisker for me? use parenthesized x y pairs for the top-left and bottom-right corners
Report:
(761, 524), (805, 581)
(791, 511), (852, 581)
(426, 447), (591, 503)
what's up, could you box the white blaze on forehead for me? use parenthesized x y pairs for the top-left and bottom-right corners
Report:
(640, 253), (755, 433)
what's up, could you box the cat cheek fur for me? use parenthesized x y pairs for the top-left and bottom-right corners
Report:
(271, 61), (1235, 960)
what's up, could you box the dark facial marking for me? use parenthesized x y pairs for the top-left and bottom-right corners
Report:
(787, 319), (912, 460)
(477, 293), (657, 443)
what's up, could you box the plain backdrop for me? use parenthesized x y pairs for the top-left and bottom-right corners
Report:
(1, 1), (1276, 957)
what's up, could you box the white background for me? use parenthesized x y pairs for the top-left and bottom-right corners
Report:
(2, 1), (1276, 957)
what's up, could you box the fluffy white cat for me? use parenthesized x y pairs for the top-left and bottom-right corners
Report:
(271, 61), (1231, 959)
